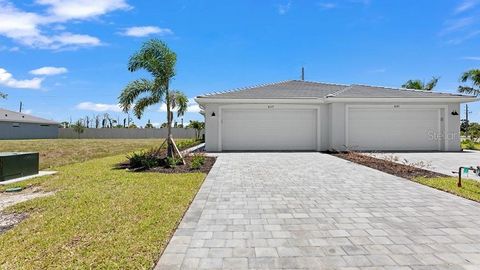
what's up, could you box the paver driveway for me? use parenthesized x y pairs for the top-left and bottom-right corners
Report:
(156, 153), (480, 269)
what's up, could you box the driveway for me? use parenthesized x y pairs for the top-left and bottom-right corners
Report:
(369, 151), (480, 180)
(156, 153), (480, 269)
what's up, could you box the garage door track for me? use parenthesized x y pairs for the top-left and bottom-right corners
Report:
(156, 153), (480, 269)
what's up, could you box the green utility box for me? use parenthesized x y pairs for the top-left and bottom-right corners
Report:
(0, 152), (39, 181)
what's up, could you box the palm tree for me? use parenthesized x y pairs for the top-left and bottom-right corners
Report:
(119, 39), (188, 159)
(402, 77), (439, 91)
(187, 120), (205, 140)
(458, 69), (480, 96)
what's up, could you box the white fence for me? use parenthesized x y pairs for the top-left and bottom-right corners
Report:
(59, 128), (199, 139)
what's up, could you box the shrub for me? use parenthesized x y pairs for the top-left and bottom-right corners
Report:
(190, 153), (205, 170)
(127, 150), (159, 169)
(463, 139), (476, 150)
(166, 156), (182, 168)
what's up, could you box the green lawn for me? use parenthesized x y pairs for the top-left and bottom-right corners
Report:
(415, 177), (480, 202)
(0, 153), (205, 269)
(0, 139), (177, 169)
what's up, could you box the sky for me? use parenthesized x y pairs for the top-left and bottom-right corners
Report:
(0, 0), (479, 127)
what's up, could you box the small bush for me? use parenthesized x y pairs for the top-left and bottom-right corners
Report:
(463, 139), (476, 150)
(127, 150), (160, 169)
(190, 153), (205, 170)
(166, 156), (182, 168)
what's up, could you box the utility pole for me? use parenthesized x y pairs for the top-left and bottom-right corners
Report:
(19, 101), (22, 113)
(301, 67), (305, 81)
(465, 104), (472, 138)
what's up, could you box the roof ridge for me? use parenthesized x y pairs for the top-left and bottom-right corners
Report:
(203, 80), (293, 97)
(327, 85), (353, 97)
(350, 83), (466, 96)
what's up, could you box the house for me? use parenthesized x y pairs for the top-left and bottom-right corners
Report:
(0, 108), (59, 140)
(195, 80), (477, 152)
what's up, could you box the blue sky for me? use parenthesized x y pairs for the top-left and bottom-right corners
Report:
(0, 0), (479, 127)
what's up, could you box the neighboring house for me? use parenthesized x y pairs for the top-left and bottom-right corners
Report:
(0, 108), (59, 140)
(195, 80), (477, 152)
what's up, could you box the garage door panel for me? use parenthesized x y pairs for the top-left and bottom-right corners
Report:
(347, 108), (440, 151)
(221, 109), (316, 151)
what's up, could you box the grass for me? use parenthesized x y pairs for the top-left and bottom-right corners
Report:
(0, 139), (180, 169)
(461, 140), (480, 150)
(0, 153), (205, 269)
(415, 176), (480, 202)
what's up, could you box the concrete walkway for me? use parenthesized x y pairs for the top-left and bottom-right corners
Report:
(156, 153), (480, 269)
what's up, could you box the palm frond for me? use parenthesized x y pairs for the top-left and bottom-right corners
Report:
(133, 95), (161, 119)
(118, 79), (154, 112)
(424, 77), (439, 91)
(458, 85), (480, 96)
(127, 39), (177, 82)
(0, 91), (6, 99)
(402, 80), (423, 90)
(173, 91), (189, 117)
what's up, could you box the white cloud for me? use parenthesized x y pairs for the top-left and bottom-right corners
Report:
(462, 56), (480, 60)
(29, 66), (68, 76)
(455, 0), (479, 14)
(447, 30), (480, 45)
(0, 68), (43, 89)
(36, 0), (131, 21)
(76, 102), (122, 112)
(440, 17), (475, 35)
(277, 2), (291, 15)
(121, 26), (173, 37)
(159, 98), (201, 114)
(0, 0), (127, 50)
(318, 2), (337, 9)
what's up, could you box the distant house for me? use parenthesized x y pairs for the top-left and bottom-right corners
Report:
(0, 108), (59, 140)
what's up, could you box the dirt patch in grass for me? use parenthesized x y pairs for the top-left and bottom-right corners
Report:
(0, 213), (28, 234)
(331, 151), (447, 180)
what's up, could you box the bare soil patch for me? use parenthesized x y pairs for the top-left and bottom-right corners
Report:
(331, 151), (447, 180)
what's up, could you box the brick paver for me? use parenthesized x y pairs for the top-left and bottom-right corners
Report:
(156, 153), (480, 269)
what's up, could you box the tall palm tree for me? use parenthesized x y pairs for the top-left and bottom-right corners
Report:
(402, 77), (439, 91)
(119, 39), (188, 158)
(458, 69), (480, 96)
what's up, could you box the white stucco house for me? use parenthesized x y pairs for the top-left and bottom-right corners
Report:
(195, 80), (477, 152)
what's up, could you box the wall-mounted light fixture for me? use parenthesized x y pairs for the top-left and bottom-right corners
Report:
(211, 112), (216, 117)
(451, 110), (459, 116)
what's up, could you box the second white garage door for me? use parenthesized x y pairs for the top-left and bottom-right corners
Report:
(221, 108), (317, 151)
(347, 107), (441, 151)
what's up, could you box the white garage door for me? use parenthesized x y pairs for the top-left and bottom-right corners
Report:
(347, 107), (441, 151)
(221, 109), (317, 151)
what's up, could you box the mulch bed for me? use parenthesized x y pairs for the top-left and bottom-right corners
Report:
(331, 151), (448, 180)
(147, 155), (216, 174)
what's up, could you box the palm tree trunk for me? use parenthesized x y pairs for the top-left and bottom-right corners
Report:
(166, 83), (174, 158)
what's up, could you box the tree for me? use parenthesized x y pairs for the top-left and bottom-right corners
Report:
(402, 77), (439, 91)
(119, 39), (188, 159)
(458, 69), (480, 96)
(72, 120), (85, 139)
(145, 119), (154, 128)
(188, 120), (205, 140)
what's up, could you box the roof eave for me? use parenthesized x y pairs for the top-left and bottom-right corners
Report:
(195, 97), (325, 104)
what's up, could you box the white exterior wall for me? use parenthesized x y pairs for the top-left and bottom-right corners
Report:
(203, 101), (463, 152)
(328, 102), (461, 152)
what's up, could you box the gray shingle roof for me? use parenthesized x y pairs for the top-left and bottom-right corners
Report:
(198, 80), (473, 99)
(0, 108), (59, 124)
